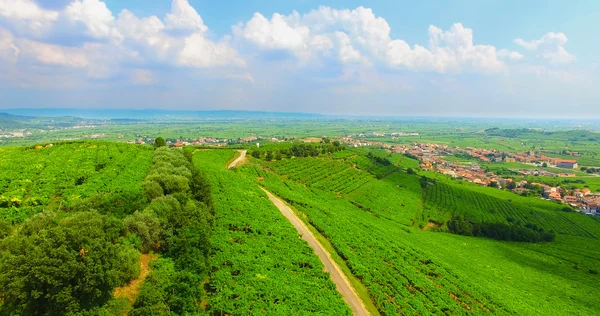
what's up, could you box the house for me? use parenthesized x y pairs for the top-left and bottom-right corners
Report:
(564, 196), (578, 204)
(504, 157), (516, 163)
(582, 188), (591, 196)
(548, 192), (562, 201)
(556, 159), (578, 169)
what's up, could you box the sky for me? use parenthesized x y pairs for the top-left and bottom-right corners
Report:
(0, 0), (599, 117)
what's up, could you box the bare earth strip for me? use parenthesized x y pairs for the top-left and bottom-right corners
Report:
(228, 150), (247, 169)
(260, 187), (370, 316)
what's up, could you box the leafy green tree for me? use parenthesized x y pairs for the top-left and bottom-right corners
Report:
(142, 180), (164, 201)
(0, 211), (140, 315)
(251, 150), (261, 159)
(542, 162), (548, 168)
(154, 137), (167, 149)
(124, 210), (163, 253)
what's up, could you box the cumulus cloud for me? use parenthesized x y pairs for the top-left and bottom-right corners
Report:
(234, 7), (517, 73)
(64, 0), (122, 41)
(178, 33), (244, 67)
(0, 0), (245, 87)
(514, 32), (576, 64)
(0, 0), (59, 36)
(0, 0), (583, 93)
(497, 49), (524, 61)
(164, 0), (208, 32)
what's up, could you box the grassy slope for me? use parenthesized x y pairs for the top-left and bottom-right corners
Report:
(248, 153), (600, 315)
(192, 149), (351, 315)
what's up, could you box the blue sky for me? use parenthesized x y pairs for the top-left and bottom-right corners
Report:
(0, 0), (598, 117)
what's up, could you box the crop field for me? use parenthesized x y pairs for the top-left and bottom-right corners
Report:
(247, 155), (600, 315)
(0, 141), (152, 222)
(192, 149), (350, 315)
(267, 157), (375, 195)
(423, 181), (597, 238)
(261, 155), (421, 226)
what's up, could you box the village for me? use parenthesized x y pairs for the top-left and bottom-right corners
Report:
(340, 135), (600, 216)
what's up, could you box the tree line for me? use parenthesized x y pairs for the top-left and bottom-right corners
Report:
(251, 142), (344, 161)
(447, 216), (555, 243)
(130, 145), (213, 315)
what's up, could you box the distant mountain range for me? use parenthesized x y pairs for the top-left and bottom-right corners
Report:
(0, 109), (324, 120)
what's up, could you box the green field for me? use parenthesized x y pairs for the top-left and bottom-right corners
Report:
(192, 149), (351, 315)
(244, 149), (600, 315)
(0, 137), (599, 315)
(0, 141), (153, 221)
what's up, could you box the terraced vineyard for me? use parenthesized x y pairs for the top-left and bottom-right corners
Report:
(0, 141), (153, 221)
(192, 150), (351, 315)
(424, 181), (597, 238)
(247, 152), (600, 315)
(268, 158), (375, 195)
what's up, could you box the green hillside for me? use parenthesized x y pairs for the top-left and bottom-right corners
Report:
(245, 149), (600, 315)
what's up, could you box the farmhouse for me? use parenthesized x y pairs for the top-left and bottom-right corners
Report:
(556, 159), (578, 169)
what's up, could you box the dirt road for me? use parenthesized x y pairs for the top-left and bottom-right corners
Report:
(228, 150), (247, 169)
(261, 188), (369, 316)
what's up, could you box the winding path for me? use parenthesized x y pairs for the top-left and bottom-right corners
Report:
(228, 150), (247, 169)
(260, 187), (370, 316)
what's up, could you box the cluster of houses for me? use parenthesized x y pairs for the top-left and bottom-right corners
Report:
(128, 136), (228, 146)
(0, 131), (32, 138)
(387, 142), (598, 214)
(463, 147), (579, 169)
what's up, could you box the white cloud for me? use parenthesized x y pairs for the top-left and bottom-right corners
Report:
(387, 24), (507, 73)
(0, 0), (586, 93)
(17, 38), (89, 67)
(514, 32), (576, 64)
(114, 1), (243, 68)
(178, 33), (244, 67)
(498, 49), (524, 61)
(233, 12), (309, 51)
(164, 0), (208, 32)
(0, 0), (59, 35)
(64, 0), (122, 41)
(235, 7), (515, 73)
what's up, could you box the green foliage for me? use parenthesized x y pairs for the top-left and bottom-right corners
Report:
(123, 210), (162, 253)
(249, 153), (600, 315)
(447, 216), (555, 242)
(423, 181), (595, 238)
(0, 142), (152, 222)
(0, 211), (140, 315)
(153, 137), (166, 149)
(193, 150), (351, 315)
(131, 146), (213, 315)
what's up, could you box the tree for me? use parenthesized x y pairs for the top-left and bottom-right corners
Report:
(506, 181), (517, 190)
(488, 181), (499, 188)
(251, 151), (261, 159)
(123, 210), (163, 253)
(154, 137), (167, 149)
(0, 211), (140, 315)
(265, 151), (273, 161)
(542, 162), (548, 168)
